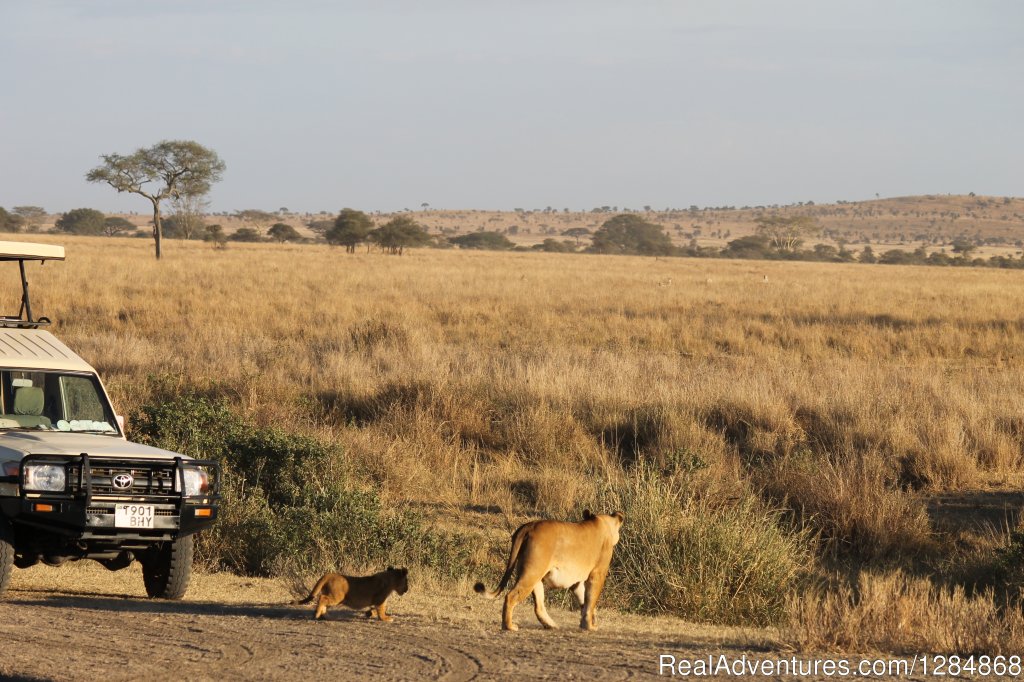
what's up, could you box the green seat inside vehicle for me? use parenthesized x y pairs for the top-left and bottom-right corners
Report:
(1, 386), (52, 428)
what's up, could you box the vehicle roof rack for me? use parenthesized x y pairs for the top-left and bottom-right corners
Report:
(0, 241), (65, 329)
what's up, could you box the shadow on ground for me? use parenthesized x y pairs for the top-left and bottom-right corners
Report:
(5, 592), (358, 621)
(926, 490), (1024, 535)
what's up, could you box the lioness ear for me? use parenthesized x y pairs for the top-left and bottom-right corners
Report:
(613, 511), (624, 524)
(582, 509), (594, 520)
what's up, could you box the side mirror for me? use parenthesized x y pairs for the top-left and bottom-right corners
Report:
(115, 415), (126, 432)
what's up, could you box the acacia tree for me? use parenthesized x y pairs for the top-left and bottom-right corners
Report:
(950, 238), (977, 258)
(268, 222), (302, 242)
(326, 208), (374, 253)
(12, 206), (46, 232)
(562, 227), (592, 246)
(86, 140), (225, 259)
(590, 214), (673, 256)
(204, 224), (227, 249)
(753, 214), (819, 252)
(0, 207), (25, 233)
(234, 209), (276, 237)
(103, 216), (136, 237)
(369, 216), (432, 255)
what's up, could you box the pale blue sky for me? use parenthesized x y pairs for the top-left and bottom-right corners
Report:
(1, 1), (1020, 213)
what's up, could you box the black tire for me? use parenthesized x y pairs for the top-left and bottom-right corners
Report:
(142, 534), (193, 599)
(0, 517), (14, 597)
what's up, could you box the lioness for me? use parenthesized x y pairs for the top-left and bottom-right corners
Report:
(296, 566), (409, 621)
(475, 510), (624, 631)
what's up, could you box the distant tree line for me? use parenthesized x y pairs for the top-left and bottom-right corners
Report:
(425, 211), (1024, 270)
(12, 201), (1024, 269)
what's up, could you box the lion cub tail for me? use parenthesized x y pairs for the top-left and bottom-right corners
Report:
(293, 573), (331, 605)
(474, 522), (532, 599)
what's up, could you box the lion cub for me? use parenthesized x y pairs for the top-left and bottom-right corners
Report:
(296, 566), (409, 621)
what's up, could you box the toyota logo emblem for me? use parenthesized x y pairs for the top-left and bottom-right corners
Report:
(112, 473), (134, 490)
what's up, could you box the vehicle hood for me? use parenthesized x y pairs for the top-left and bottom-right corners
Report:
(0, 431), (190, 462)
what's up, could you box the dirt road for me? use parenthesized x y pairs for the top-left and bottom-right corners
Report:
(0, 563), (777, 681)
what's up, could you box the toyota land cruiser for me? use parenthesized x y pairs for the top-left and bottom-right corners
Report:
(0, 242), (219, 599)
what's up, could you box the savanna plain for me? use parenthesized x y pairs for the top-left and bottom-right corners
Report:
(3, 234), (1024, 679)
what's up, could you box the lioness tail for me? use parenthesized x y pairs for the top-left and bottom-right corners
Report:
(473, 522), (532, 599)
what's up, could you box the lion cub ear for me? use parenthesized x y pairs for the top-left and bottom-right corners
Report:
(582, 509), (595, 520)
(387, 565), (395, 571)
(400, 567), (409, 576)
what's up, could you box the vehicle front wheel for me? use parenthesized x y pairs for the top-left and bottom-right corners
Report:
(141, 534), (193, 600)
(0, 517), (14, 597)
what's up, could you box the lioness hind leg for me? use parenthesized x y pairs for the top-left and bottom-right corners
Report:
(532, 583), (558, 629)
(314, 595), (330, 620)
(503, 563), (547, 631)
(581, 570), (607, 631)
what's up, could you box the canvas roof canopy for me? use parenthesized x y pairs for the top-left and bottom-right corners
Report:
(0, 242), (65, 262)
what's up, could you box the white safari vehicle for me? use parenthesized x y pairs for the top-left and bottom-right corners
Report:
(0, 242), (220, 599)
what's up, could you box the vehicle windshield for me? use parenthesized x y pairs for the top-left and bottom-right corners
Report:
(0, 369), (119, 435)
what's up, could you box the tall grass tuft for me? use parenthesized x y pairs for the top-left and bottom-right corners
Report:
(595, 464), (810, 626)
(790, 571), (1024, 654)
(758, 449), (933, 562)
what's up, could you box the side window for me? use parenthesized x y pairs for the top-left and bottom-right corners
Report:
(60, 375), (106, 422)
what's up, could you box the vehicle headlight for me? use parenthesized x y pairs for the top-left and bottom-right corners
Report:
(23, 464), (67, 492)
(181, 468), (209, 496)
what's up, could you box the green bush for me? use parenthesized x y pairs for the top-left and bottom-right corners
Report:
(131, 392), (472, 577)
(54, 208), (106, 235)
(988, 530), (1024, 594)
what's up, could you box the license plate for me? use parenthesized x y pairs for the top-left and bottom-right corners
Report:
(114, 504), (154, 529)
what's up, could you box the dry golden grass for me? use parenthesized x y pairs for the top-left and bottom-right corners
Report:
(8, 232), (1024, 648)
(17, 233), (1024, 512)
(790, 571), (1024, 654)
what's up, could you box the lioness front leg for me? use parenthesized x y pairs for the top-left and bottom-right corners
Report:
(376, 600), (393, 622)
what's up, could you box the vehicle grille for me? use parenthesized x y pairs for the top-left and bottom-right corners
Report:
(71, 460), (181, 499)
